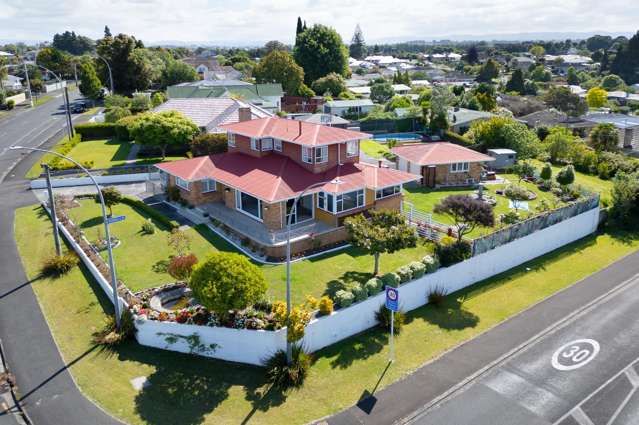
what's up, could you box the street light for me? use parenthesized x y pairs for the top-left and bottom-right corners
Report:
(94, 53), (114, 95)
(285, 178), (342, 364)
(10, 146), (122, 328)
(33, 63), (74, 139)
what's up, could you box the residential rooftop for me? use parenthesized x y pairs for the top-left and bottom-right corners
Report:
(392, 142), (495, 166)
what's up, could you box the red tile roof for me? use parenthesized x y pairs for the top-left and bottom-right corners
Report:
(391, 142), (495, 165)
(220, 117), (371, 146)
(155, 153), (419, 203)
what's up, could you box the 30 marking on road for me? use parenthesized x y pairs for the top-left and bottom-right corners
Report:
(551, 339), (600, 371)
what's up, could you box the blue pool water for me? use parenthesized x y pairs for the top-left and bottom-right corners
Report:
(372, 133), (422, 141)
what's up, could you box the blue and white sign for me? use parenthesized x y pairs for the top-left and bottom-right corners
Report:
(386, 287), (399, 312)
(107, 215), (126, 224)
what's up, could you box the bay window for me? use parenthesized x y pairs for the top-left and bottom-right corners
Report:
(250, 138), (259, 151)
(336, 189), (365, 212)
(375, 185), (401, 199)
(315, 146), (328, 163)
(274, 138), (282, 152)
(302, 146), (313, 164)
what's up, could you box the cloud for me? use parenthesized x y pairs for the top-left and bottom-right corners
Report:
(0, 0), (637, 44)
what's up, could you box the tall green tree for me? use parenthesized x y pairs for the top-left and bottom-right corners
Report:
(476, 59), (499, 82)
(344, 210), (417, 275)
(36, 47), (72, 77)
(466, 116), (541, 159)
(129, 111), (200, 159)
(566, 66), (580, 85)
(349, 24), (367, 59)
(79, 61), (102, 100)
(160, 59), (198, 88)
(253, 50), (307, 96)
(466, 45), (479, 64)
(544, 86), (587, 117)
(370, 81), (394, 104)
(294, 24), (349, 84)
(52, 31), (94, 55)
(96, 33), (150, 94)
(505, 69), (525, 94)
(590, 123), (619, 152)
(296, 17), (304, 38)
(610, 31), (639, 84)
(311, 72), (346, 96)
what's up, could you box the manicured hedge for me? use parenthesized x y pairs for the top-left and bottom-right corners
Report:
(444, 130), (475, 147)
(120, 197), (179, 230)
(74, 123), (117, 140)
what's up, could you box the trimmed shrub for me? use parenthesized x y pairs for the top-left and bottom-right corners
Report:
(444, 129), (474, 146)
(375, 304), (406, 334)
(115, 115), (139, 141)
(501, 210), (521, 225)
(435, 240), (472, 267)
(380, 272), (400, 288)
(318, 296), (334, 316)
(351, 284), (368, 302)
(364, 277), (383, 295)
(141, 219), (155, 234)
(45, 134), (82, 171)
(6, 99), (15, 110)
(264, 345), (312, 389)
(120, 197), (178, 230)
(334, 289), (355, 308)
(427, 286), (448, 308)
(409, 261), (426, 279)
(190, 133), (228, 156)
(421, 255), (440, 273)
(74, 122), (117, 140)
(504, 184), (531, 201)
(41, 253), (78, 277)
(396, 265), (413, 283)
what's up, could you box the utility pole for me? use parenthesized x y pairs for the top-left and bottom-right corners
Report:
(64, 86), (74, 138)
(73, 62), (78, 87)
(23, 61), (33, 108)
(43, 164), (62, 256)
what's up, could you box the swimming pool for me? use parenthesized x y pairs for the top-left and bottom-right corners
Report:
(372, 132), (422, 142)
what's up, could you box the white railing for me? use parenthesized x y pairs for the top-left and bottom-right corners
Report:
(403, 201), (442, 241)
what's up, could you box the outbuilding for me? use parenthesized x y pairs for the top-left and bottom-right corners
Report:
(487, 148), (517, 169)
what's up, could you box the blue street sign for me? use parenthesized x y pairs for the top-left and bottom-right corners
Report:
(107, 215), (126, 224)
(386, 286), (399, 312)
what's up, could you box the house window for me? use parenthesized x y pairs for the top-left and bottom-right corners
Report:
(175, 177), (190, 191)
(315, 146), (328, 163)
(346, 140), (358, 157)
(318, 191), (335, 212)
(376, 185), (401, 199)
(302, 146), (313, 164)
(274, 139), (282, 152)
(286, 194), (314, 224)
(235, 191), (262, 220)
(450, 162), (469, 173)
(336, 189), (364, 213)
(250, 138), (259, 151)
(202, 178), (216, 193)
(227, 133), (235, 147)
(261, 138), (273, 151)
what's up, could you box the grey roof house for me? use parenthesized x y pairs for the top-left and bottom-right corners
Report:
(583, 113), (639, 151)
(323, 99), (375, 118)
(448, 107), (495, 133)
(167, 80), (284, 112)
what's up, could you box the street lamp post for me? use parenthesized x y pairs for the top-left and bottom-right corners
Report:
(95, 54), (114, 95)
(285, 178), (341, 364)
(10, 146), (122, 328)
(33, 63), (74, 139)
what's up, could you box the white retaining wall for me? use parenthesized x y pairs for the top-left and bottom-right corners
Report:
(6, 93), (26, 105)
(133, 206), (600, 365)
(30, 172), (159, 189)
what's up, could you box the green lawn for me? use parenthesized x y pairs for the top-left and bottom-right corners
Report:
(14, 204), (639, 425)
(360, 139), (390, 159)
(403, 177), (562, 238)
(530, 159), (614, 200)
(68, 200), (432, 301)
(33, 95), (53, 106)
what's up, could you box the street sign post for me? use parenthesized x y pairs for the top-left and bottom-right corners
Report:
(386, 286), (399, 362)
(107, 215), (126, 224)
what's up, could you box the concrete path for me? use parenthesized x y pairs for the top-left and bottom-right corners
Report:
(125, 143), (140, 164)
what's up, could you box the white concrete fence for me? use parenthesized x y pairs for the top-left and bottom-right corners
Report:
(30, 172), (159, 189)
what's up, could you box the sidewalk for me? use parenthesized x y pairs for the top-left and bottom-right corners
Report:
(326, 248), (639, 425)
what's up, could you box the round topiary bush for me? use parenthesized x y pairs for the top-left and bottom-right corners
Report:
(189, 253), (267, 316)
(364, 277), (383, 295)
(421, 255), (440, 273)
(351, 284), (368, 302)
(381, 272), (400, 287)
(334, 290), (355, 308)
(409, 261), (426, 279)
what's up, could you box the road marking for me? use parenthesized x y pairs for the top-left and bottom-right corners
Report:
(551, 339), (600, 371)
(571, 407), (595, 425)
(625, 367), (639, 387)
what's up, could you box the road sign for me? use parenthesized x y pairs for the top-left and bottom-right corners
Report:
(107, 215), (126, 224)
(386, 286), (399, 312)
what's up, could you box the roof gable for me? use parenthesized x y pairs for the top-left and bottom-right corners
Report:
(392, 142), (495, 165)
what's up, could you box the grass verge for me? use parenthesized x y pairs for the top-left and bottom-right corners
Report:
(14, 204), (639, 425)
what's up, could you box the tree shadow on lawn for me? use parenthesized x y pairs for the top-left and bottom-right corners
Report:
(606, 224), (639, 246)
(323, 271), (373, 298)
(106, 139), (131, 162)
(80, 216), (104, 229)
(317, 327), (387, 370)
(417, 296), (480, 331)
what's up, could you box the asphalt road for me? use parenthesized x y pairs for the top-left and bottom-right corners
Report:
(0, 97), (124, 425)
(0, 90), (83, 183)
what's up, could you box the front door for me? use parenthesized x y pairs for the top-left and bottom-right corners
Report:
(423, 166), (436, 188)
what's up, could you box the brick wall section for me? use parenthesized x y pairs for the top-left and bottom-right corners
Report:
(373, 193), (402, 211)
(228, 134), (267, 158)
(222, 185), (235, 209)
(168, 176), (222, 206)
(262, 201), (284, 230)
(435, 162), (483, 185)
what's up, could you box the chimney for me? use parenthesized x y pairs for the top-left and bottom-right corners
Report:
(238, 107), (251, 122)
(378, 160), (383, 168)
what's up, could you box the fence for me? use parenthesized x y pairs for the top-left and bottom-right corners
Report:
(359, 117), (424, 134)
(472, 194), (600, 256)
(30, 171), (160, 189)
(403, 201), (446, 241)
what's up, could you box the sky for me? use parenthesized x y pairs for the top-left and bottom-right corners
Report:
(0, 0), (638, 45)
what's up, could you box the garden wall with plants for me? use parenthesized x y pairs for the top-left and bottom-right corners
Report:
(131, 204), (600, 364)
(30, 171), (159, 189)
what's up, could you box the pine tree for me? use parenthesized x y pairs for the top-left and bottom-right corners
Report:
(104, 25), (112, 38)
(296, 17), (303, 37)
(506, 69), (525, 94)
(303, 21), (307, 31)
(600, 50), (609, 74)
(349, 24), (366, 59)
(466, 45), (479, 64)
(79, 61), (102, 100)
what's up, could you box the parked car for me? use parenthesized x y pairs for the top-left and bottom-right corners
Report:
(71, 103), (86, 113)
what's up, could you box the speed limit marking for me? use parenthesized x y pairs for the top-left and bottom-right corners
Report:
(551, 339), (600, 371)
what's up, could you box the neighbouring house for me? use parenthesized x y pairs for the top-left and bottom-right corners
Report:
(448, 107), (495, 134)
(392, 142), (495, 188)
(281, 95), (324, 114)
(167, 80), (283, 113)
(181, 57), (242, 80)
(487, 149), (517, 169)
(510, 56), (536, 72)
(411, 80), (431, 88)
(391, 84), (411, 95)
(583, 113), (639, 151)
(323, 99), (375, 118)
(155, 117), (419, 257)
(2, 74), (23, 91)
(519, 109), (594, 136)
(544, 54), (593, 75)
(152, 98), (272, 133)
(293, 113), (350, 128)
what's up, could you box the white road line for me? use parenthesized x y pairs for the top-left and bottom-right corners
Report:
(606, 386), (637, 425)
(625, 367), (639, 388)
(571, 407), (595, 425)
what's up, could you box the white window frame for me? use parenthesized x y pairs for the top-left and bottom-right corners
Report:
(261, 138), (273, 151)
(346, 140), (359, 157)
(175, 177), (190, 191)
(201, 178), (216, 193)
(450, 162), (469, 173)
(302, 146), (313, 164)
(315, 145), (328, 163)
(227, 132), (235, 147)
(250, 138), (259, 151)
(234, 190), (262, 221)
(274, 138), (282, 152)
(375, 185), (401, 199)
(335, 189), (365, 213)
